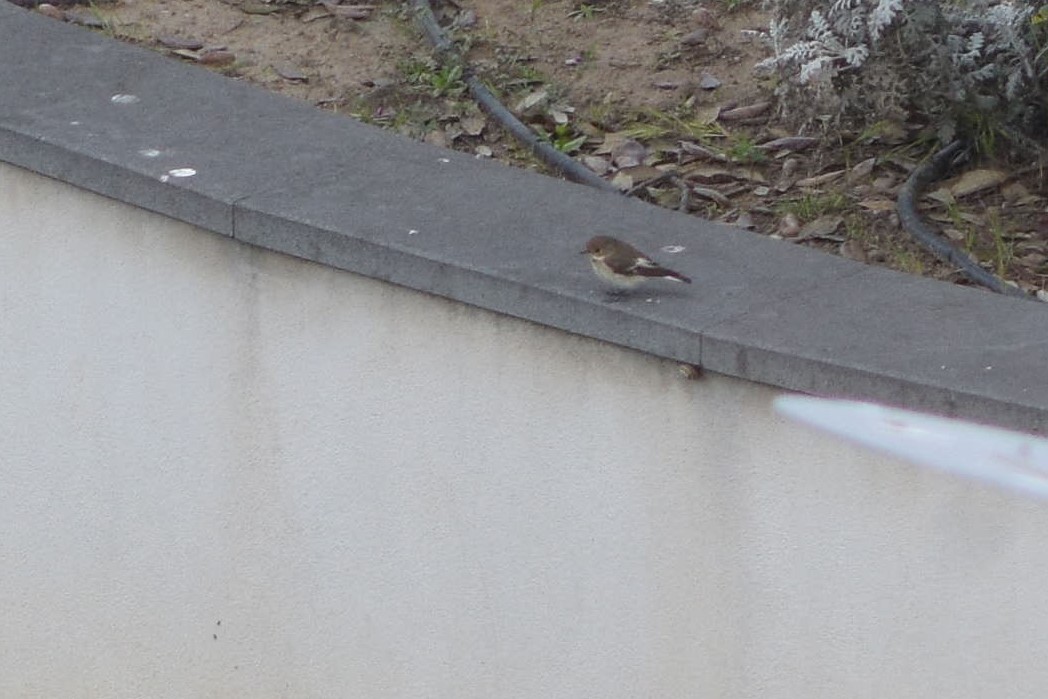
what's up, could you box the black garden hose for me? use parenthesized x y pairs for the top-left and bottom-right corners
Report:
(411, 0), (620, 194)
(897, 140), (1029, 299)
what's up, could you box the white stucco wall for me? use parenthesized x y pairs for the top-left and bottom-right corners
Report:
(4, 161), (1048, 698)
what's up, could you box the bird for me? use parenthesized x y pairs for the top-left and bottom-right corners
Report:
(581, 235), (692, 291)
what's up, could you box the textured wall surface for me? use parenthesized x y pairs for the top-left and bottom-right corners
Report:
(4, 164), (1048, 698)
(3, 1), (1048, 437)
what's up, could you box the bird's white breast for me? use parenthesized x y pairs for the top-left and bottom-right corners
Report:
(590, 257), (644, 288)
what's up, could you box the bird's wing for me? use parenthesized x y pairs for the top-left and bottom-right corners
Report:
(630, 256), (677, 277)
(631, 256), (661, 270)
(602, 254), (642, 275)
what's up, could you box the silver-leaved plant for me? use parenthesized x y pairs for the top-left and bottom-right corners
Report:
(758, 0), (1046, 150)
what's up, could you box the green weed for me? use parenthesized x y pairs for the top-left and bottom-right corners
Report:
(726, 135), (767, 164)
(567, 4), (606, 21)
(777, 192), (849, 219)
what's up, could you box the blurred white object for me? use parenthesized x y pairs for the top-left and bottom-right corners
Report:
(774, 395), (1048, 499)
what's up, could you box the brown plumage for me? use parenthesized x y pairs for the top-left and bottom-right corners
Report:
(581, 235), (692, 289)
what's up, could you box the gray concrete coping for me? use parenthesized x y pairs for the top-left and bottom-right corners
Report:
(3, 2), (1047, 432)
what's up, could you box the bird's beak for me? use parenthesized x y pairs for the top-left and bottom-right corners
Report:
(579, 249), (588, 255)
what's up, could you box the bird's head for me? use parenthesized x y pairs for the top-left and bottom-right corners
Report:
(582, 235), (615, 258)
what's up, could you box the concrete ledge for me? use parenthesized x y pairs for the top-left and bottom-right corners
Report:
(3, 2), (1047, 432)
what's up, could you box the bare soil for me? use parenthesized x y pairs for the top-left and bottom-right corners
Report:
(23, 0), (1048, 297)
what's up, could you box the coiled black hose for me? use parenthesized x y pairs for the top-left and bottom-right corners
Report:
(897, 140), (1029, 299)
(411, 0), (620, 194)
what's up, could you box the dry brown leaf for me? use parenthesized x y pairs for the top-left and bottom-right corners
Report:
(611, 139), (648, 168)
(679, 141), (727, 161)
(460, 115), (485, 136)
(594, 131), (633, 155)
(322, 2), (374, 19)
(444, 124), (464, 142)
(691, 6), (719, 28)
(423, 129), (447, 148)
(691, 186), (731, 207)
(871, 120), (908, 144)
(799, 215), (844, 240)
(773, 157), (801, 192)
(64, 10), (100, 26)
(925, 188), (955, 205)
(36, 4), (65, 20)
(158, 35), (205, 50)
(453, 8), (477, 28)
(240, 1), (281, 14)
(778, 212), (801, 237)
(796, 170), (846, 187)
(273, 61), (307, 82)
(582, 155), (610, 175)
(654, 188), (683, 209)
(515, 89), (548, 115)
(858, 198), (895, 212)
(718, 101), (771, 121)
(682, 164), (735, 183)
(734, 211), (755, 229)
(840, 239), (868, 262)
(734, 167), (767, 184)
(693, 105), (721, 125)
(550, 109), (570, 125)
(698, 73), (721, 90)
(949, 168), (1007, 198)
(680, 28), (708, 46)
(871, 175), (898, 193)
(618, 164), (663, 182)
(198, 49), (236, 66)
(610, 171), (634, 192)
(301, 6), (332, 21)
(847, 156), (876, 182)
(1001, 182), (1030, 203)
(757, 136), (818, 152)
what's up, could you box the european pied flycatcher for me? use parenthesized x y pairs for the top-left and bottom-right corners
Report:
(582, 235), (692, 289)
